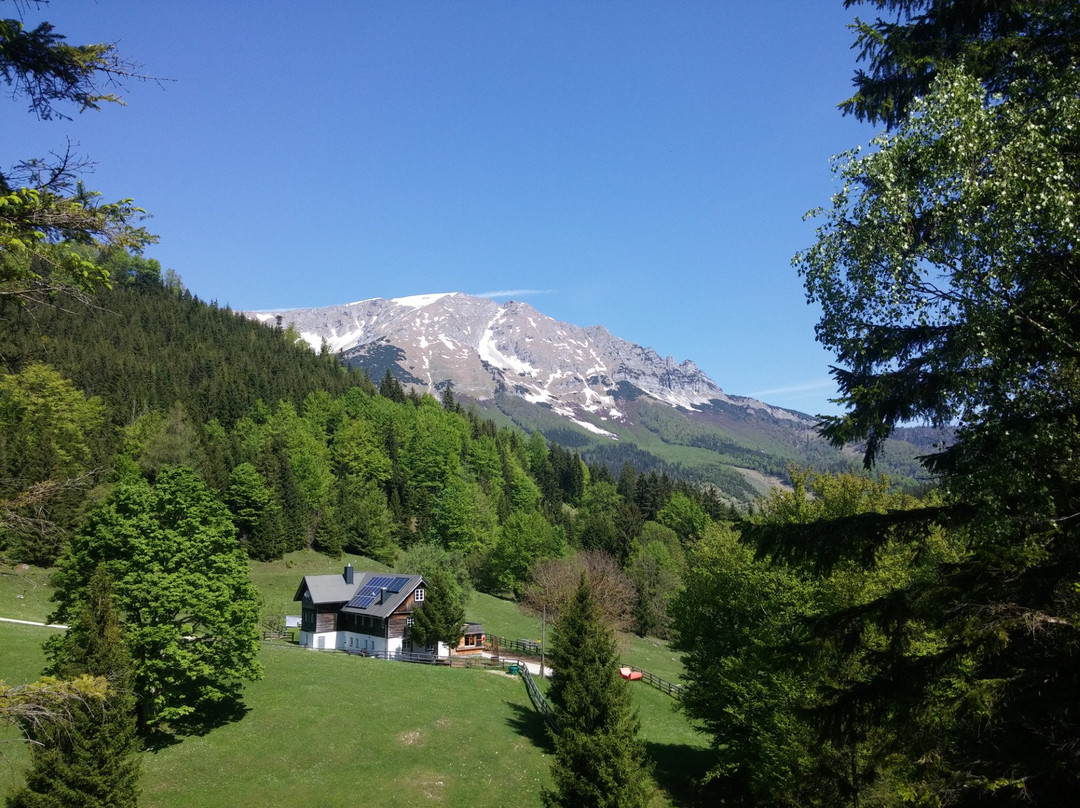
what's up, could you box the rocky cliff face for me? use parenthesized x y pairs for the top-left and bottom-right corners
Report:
(244, 292), (805, 437)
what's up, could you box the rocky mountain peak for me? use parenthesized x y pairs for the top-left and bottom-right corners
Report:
(244, 293), (804, 437)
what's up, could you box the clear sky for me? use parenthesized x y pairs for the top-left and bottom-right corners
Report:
(7, 1), (883, 417)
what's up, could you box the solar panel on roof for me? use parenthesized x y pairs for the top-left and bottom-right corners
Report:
(388, 576), (411, 593)
(346, 575), (397, 609)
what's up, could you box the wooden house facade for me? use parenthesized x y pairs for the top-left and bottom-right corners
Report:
(294, 564), (448, 659)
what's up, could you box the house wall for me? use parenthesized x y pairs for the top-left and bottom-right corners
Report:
(300, 627), (447, 660)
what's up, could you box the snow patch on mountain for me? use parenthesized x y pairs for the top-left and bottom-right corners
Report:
(243, 292), (806, 435)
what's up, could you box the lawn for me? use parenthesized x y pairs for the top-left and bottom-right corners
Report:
(1, 553), (708, 807)
(141, 645), (554, 808)
(0, 621), (52, 795)
(0, 563), (56, 624)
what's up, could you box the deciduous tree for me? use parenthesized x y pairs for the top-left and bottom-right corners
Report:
(0, 3), (155, 309)
(794, 39), (1080, 802)
(52, 466), (262, 731)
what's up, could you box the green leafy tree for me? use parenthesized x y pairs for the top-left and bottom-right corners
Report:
(409, 568), (465, 657)
(794, 41), (1080, 803)
(485, 509), (565, 597)
(52, 466), (262, 731)
(119, 402), (209, 484)
(673, 475), (939, 806)
(627, 533), (680, 639)
(397, 541), (473, 606)
(10, 564), (140, 808)
(224, 461), (283, 561)
(671, 522), (818, 806)
(656, 491), (709, 546)
(542, 574), (652, 808)
(0, 4), (155, 309)
(332, 475), (396, 564)
(0, 362), (105, 563)
(429, 473), (496, 556)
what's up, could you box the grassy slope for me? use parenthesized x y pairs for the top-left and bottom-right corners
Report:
(2, 555), (706, 807)
(142, 647), (553, 808)
(0, 621), (50, 794)
(0, 564), (55, 624)
(0, 627), (705, 808)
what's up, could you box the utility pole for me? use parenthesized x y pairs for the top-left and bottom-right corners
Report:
(540, 602), (546, 679)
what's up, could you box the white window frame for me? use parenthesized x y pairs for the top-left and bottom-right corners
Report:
(414, 588), (425, 602)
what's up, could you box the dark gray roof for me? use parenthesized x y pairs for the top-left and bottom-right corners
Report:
(295, 570), (425, 620)
(295, 574), (358, 605)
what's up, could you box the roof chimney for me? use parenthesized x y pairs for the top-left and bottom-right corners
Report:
(379, 586), (387, 605)
(344, 563), (354, 584)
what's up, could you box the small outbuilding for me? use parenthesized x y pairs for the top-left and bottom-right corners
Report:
(455, 622), (485, 655)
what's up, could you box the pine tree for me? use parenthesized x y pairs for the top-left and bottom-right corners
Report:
(10, 564), (141, 808)
(542, 574), (652, 808)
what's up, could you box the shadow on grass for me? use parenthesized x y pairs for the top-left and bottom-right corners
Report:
(143, 694), (251, 752)
(504, 701), (555, 753)
(646, 741), (713, 808)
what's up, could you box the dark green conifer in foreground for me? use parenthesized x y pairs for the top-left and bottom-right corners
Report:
(9, 564), (140, 808)
(409, 567), (466, 657)
(543, 574), (652, 808)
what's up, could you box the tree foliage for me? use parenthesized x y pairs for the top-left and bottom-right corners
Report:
(788, 10), (1080, 801)
(0, 3), (155, 309)
(522, 550), (635, 631)
(841, 0), (1080, 127)
(10, 564), (140, 808)
(409, 567), (465, 656)
(542, 574), (652, 808)
(0, 362), (105, 562)
(52, 466), (262, 730)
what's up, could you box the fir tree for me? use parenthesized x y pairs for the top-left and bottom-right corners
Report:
(542, 574), (652, 808)
(379, 369), (405, 403)
(408, 568), (465, 658)
(10, 564), (141, 808)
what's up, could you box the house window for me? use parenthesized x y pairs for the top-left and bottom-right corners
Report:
(415, 588), (425, 602)
(406, 616), (415, 627)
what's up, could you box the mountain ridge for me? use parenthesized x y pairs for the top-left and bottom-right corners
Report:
(243, 292), (936, 499)
(244, 292), (809, 440)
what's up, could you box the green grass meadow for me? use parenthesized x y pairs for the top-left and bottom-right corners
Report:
(2, 554), (709, 807)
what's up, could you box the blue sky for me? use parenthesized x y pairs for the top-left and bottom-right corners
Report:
(7, 1), (882, 416)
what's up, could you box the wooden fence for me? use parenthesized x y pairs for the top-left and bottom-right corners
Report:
(620, 665), (683, 698)
(489, 635), (542, 657)
(520, 664), (558, 735)
(488, 635), (682, 700)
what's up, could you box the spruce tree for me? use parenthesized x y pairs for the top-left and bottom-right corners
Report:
(10, 564), (140, 808)
(408, 568), (465, 658)
(542, 574), (652, 808)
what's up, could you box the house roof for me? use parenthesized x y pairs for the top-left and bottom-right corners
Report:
(294, 569), (426, 621)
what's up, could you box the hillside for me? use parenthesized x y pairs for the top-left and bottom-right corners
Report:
(0, 558), (706, 808)
(245, 293), (940, 497)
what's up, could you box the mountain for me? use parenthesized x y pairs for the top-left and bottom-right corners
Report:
(246, 293), (803, 433)
(244, 293), (934, 500)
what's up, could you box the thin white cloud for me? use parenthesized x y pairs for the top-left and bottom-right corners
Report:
(748, 378), (836, 399)
(473, 289), (554, 299)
